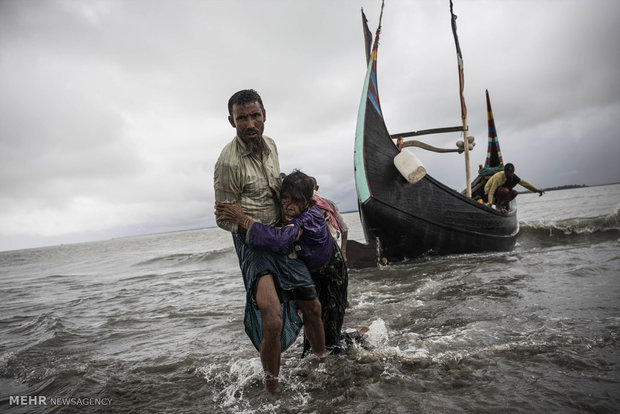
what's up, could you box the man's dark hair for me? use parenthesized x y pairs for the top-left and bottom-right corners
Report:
(504, 163), (515, 172)
(228, 89), (264, 116)
(281, 170), (316, 208)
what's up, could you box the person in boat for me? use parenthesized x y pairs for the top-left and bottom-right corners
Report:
(213, 89), (326, 393)
(309, 176), (349, 263)
(484, 163), (544, 212)
(216, 169), (366, 357)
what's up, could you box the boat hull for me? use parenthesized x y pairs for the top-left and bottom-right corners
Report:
(357, 98), (518, 262)
(359, 192), (518, 262)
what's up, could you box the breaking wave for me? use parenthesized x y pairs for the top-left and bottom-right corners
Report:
(133, 247), (235, 267)
(518, 208), (620, 245)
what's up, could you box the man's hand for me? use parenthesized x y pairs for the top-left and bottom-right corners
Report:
(215, 200), (252, 230)
(538, 190), (545, 197)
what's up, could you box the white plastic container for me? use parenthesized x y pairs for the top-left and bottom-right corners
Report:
(394, 150), (427, 184)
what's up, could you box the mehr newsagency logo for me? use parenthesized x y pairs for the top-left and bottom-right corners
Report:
(10, 395), (113, 407)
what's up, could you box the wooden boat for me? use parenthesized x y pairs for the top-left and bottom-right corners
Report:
(351, 1), (518, 266)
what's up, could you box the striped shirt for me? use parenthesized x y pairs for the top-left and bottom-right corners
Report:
(214, 135), (282, 233)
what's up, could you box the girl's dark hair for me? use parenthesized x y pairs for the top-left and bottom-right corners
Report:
(281, 170), (315, 208)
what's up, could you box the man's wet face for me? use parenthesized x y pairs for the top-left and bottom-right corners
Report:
(229, 101), (266, 153)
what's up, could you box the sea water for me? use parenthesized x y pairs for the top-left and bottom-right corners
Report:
(1, 184), (619, 413)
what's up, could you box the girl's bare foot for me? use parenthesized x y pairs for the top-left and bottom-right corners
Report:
(315, 351), (328, 363)
(358, 326), (370, 335)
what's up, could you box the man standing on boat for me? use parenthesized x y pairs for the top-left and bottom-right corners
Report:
(213, 89), (326, 393)
(484, 163), (544, 213)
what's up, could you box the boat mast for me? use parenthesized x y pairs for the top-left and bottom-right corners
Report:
(450, 0), (472, 198)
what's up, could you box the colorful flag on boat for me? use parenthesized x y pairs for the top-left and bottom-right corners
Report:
(484, 89), (504, 168)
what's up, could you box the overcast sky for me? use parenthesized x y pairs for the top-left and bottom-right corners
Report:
(1, 0), (619, 251)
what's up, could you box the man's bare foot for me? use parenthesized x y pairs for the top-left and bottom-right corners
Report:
(264, 374), (281, 393)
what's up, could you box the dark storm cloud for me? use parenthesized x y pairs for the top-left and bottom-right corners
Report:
(1, 0), (619, 251)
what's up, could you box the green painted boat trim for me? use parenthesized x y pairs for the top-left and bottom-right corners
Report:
(354, 58), (373, 204)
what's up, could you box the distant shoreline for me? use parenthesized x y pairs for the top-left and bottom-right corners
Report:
(522, 181), (620, 194)
(4, 182), (618, 253)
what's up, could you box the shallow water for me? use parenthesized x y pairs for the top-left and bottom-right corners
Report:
(1, 184), (619, 413)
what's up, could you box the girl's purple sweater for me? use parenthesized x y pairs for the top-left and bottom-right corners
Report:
(247, 205), (333, 271)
